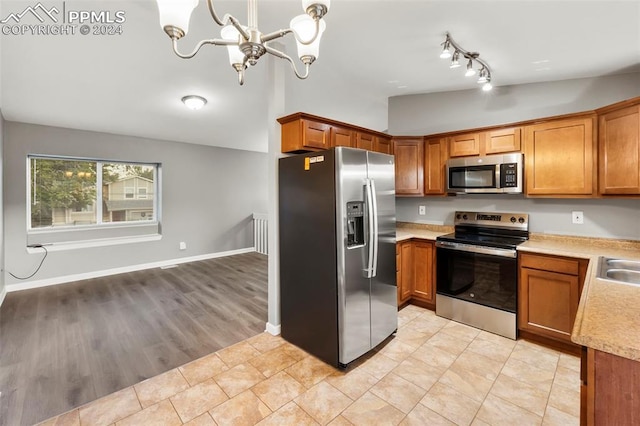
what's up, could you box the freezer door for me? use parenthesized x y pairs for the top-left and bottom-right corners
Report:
(367, 151), (398, 348)
(335, 148), (372, 365)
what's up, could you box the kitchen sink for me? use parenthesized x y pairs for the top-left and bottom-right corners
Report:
(597, 257), (640, 286)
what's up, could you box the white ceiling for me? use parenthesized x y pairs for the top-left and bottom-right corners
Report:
(1, 0), (639, 153)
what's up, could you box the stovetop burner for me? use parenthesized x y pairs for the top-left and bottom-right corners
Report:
(437, 211), (530, 249)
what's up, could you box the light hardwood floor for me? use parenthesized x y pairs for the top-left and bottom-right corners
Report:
(0, 252), (268, 426)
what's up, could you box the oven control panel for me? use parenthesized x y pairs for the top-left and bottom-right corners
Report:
(454, 211), (528, 230)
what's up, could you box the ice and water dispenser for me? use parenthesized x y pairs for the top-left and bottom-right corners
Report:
(346, 201), (365, 247)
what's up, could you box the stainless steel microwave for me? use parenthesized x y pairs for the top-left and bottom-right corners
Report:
(446, 153), (523, 194)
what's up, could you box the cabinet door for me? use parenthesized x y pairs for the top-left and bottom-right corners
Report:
(598, 104), (640, 195)
(413, 240), (435, 304)
(331, 125), (354, 148)
(524, 116), (595, 196)
(356, 132), (375, 151)
(519, 267), (580, 343)
(424, 137), (447, 195)
(302, 119), (331, 150)
(396, 244), (402, 305)
(399, 241), (413, 303)
(449, 132), (480, 157)
(393, 138), (424, 196)
(484, 127), (522, 154)
(375, 136), (393, 154)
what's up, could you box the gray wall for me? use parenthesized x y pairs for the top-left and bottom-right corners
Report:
(390, 73), (640, 240)
(397, 196), (640, 241)
(389, 72), (640, 136)
(4, 121), (268, 288)
(0, 112), (4, 300)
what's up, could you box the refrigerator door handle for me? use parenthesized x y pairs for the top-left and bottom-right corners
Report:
(370, 179), (379, 277)
(364, 179), (378, 278)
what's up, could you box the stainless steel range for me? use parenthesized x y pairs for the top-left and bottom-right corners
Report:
(435, 211), (529, 339)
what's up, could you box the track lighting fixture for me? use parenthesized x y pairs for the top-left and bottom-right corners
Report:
(439, 32), (493, 91)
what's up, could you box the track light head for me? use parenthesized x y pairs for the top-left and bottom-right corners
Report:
(464, 59), (476, 77)
(450, 51), (461, 68)
(440, 40), (452, 59)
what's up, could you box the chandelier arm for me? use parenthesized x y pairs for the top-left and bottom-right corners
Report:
(264, 45), (311, 80)
(261, 28), (292, 43)
(206, 0), (251, 40)
(171, 37), (238, 59)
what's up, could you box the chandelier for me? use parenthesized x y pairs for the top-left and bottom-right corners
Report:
(439, 32), (493, 91)
(155, 0), (331, 85)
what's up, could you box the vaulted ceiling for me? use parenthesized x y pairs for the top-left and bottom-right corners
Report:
(1, 0), (639, 152)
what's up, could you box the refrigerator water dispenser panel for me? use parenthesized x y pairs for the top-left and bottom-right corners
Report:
(346, 201), (365, 248)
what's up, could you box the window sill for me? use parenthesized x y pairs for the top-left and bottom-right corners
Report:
(26, 234), (162, 253)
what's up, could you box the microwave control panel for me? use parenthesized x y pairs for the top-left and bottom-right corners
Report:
(500, 163), (518, 187)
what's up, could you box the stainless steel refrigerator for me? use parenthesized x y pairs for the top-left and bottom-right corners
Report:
(279, 147), (397, 368)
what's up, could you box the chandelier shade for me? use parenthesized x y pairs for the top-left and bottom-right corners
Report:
(156, 0), (331, 85)
(156, 0), (199, 37)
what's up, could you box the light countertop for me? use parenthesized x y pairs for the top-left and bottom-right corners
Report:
(398, 223), (640, 362)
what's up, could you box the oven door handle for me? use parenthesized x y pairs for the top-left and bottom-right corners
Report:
(435, 241), (517, 258)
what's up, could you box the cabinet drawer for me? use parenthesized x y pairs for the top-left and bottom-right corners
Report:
(520, 253), (580, 275)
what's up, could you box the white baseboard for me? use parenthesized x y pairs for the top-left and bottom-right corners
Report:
(265, 322), (281, 336)
(6, 247), (256, 293)
(0, 286), (6, 307)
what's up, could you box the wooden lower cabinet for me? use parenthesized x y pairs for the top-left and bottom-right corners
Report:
(396, 239), (435, 308)
(398, 241), (413, 305)
(582, 347), (640, 425)
(518, 253), (588, 346)
(412, 240), (435, 305)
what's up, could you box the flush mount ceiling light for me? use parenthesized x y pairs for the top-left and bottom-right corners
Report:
(439, 32), (493, 91)
(182, 95), (207, 110)
(156, 0), (330, 86)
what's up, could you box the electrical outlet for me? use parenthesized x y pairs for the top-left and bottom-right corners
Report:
(179, 241), (187, 250)
(572, 211), (584, 224)
(419, 205), (426, 215)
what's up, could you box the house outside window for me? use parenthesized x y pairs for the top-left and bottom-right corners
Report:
(29, 157), (159, 229)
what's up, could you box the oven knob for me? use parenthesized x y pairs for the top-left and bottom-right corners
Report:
(462, 214), (468, 220)
(519, 217), (525, 224)
(456, 214), (461, 219)
(510, 216), (516, 223)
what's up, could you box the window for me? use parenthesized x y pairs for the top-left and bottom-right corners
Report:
(29, 156), (159, 229)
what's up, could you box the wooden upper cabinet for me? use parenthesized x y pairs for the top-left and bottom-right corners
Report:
(598, 102), (640, 195)
(331, 125), (354, 148)
(424, 137), (448, 195)
(484, 127), (522, 154)
(449, 132), (480, 157)
(278, 113), (389, 154)
(280, 117), (330, 152)
(524, 115), (596, 196)
(356, 132), (375, 151)
(375, 136), (393, 154)
(393, 137), (424, 196)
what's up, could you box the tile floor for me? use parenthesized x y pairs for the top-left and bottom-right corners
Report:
(38, 305), (580, 426)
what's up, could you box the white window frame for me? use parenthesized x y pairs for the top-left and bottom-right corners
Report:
(138, 187), (148, 199)
(27, 155), (161, 238)
(124, 187), (135, 199)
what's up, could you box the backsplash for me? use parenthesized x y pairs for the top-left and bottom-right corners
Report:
(396, 196), (640, 241)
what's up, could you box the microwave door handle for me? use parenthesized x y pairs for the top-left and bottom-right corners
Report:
(364, 179), (375, 278)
